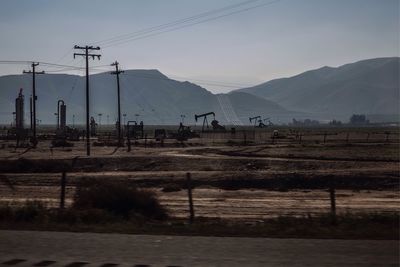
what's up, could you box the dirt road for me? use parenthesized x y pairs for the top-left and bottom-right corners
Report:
(0, 230), (398, 266)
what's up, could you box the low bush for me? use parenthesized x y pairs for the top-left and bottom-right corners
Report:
(73, 179), (168, 220)
(0, 201), (46, 222)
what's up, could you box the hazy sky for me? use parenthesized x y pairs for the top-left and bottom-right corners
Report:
(0, 0), (398, 93)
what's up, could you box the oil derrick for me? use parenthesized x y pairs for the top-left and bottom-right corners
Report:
(57, 100), (67, 130)
(90, 117), (97, 137)
(53, 100), (74, 147)
(15, 88), (24, 130)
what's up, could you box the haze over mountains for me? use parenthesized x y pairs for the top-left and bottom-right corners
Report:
(236, 57), (399, 121)
(0, 57), (398, 125)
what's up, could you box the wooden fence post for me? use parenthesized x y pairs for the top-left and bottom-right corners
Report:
(60, 171), (66, 209)
(329, 186), (337, 225)
(385, 132), (390, 143)
(127, 133), (131, 152)
(186, 172), (195, 223)
(323, 132), (327, 144)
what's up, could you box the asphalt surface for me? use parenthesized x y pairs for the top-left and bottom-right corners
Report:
(0, 230), (398, 267)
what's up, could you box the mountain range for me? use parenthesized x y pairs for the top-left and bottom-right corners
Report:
(0, 57), (398, 125)
(236, 57), (399, 121)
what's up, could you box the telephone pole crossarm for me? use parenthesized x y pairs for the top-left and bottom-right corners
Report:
(22, 62), (45, 148)
(111, 61), (124, 147)
(73, 45), (101, 156)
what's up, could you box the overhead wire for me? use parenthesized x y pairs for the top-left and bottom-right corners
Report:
(101, 0), (281, 48)
(92, 0), (261, 46)
(118, 71), (253, 89)
(0, 60), (254, 88)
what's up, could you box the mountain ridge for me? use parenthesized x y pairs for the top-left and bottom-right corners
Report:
(235, 57), (399, 119)
(0, 57), (398, 125)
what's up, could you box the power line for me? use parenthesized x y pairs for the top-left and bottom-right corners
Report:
(92, 0), (261, 46)
(102, 0), (282, 48)
(121, 72), (254, 88)
(167, 74), (253, 88)
(0, 60), (254, 88)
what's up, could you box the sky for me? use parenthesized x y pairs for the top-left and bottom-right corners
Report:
(0, 0), (398, 93)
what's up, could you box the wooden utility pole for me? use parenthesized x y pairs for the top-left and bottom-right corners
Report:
(23, 62), (45, 147)
(73, 45), (101, 156)
(111, 61), (124, 147)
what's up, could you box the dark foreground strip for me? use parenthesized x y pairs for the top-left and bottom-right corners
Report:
(1, 259), (26, 265)
(64, 262), (89, 267)
(1, 259), (183, 267)
(33, 260), (56, 266)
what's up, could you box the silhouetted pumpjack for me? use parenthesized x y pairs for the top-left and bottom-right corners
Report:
(195, 112), (215, 132)
(249, 116), (261, 127)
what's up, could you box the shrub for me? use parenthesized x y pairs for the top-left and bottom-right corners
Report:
(73, 179), (168, 220)
(0, 201), (46, 222)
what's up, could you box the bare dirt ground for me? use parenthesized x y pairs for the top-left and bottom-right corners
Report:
(0, 127), (399, 221)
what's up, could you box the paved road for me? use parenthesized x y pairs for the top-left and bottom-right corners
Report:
(0, 230), (398, 266)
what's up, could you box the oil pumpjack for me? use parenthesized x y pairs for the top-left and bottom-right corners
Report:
(195, 112), (226, 132)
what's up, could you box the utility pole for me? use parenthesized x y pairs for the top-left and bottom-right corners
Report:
(73, 45), (101, 156)
(111, 61), (124, 146)
(23, 62), (45, 147)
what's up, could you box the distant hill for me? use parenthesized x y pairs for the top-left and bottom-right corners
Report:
(0, 70), (292, 125)
(1, 57), (397, 126)
(236, 57), (400, 121)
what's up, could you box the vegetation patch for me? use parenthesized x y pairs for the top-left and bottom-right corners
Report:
(73, 179), (168, 220)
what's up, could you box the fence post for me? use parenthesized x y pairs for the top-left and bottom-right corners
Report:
(366, 133), (370, 142)
(60, 171), (66, 209)
(346, 132), (350, 144)
(329, 186), (337, 225)
(127, 133), (131, 152)
(186, 172), (195, 223)
(385, 132), (390, 143)
(323, 132), (327, 144)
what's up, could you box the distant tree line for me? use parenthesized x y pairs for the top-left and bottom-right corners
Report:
(349, 114), (369, 125)
(290, 114), (370, 126)
(290, 118), (320, 126)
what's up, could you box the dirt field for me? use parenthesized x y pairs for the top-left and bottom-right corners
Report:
(0, 127), (399, 221)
